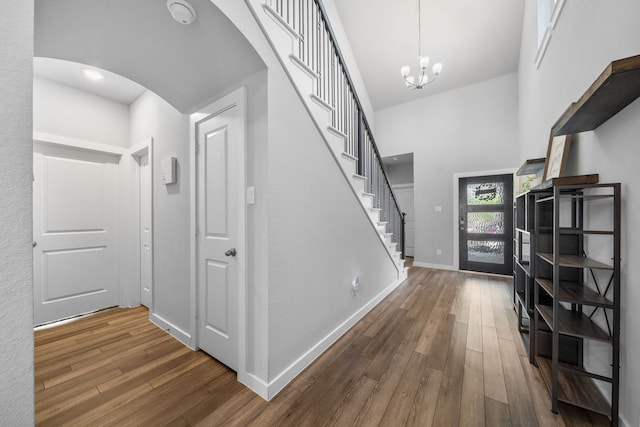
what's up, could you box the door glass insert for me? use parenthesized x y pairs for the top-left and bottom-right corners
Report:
(467, 182), (504, 205)
(467, 212), (505, 234)
(467, 240), (505, 264)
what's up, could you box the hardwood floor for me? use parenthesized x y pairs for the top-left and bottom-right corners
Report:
(35, 263), (610, 426)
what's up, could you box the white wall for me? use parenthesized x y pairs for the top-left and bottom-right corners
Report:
(518, 1), (640, 425)
(33, 77), (130, 147)
(129, 91), (191, 339)
(375, 74), (520, 269)
(0, 0), (34, 424)
(386, 162), (414, 185)
(266, 66), (400, 385)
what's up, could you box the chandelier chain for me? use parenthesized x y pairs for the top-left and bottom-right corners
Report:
(418, 0), (421, 58)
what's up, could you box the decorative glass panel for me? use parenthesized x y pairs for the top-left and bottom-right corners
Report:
(467, 212), (504, 235)
(467, 182), (504, 205)
(468, 240), (504, 264)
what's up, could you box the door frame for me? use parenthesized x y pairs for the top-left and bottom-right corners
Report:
(452, 168), (516, 271)
(189, 88), (247, 375)
(129, 139), (154, 309)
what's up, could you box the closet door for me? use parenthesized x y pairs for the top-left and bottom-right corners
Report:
(33, 143), (119, 325)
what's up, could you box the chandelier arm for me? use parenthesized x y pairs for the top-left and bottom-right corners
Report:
(401, 0), (442, 91)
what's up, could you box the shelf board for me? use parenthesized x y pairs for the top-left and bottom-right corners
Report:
(536, 195), (554, 204)
(558, 194), (614, 201)
(536, 304), (611, 342)
(516, 157), (546, 176)
(537, 253), (614, 270)
(558, 228), (615, 236)
(515, 259), (531, 276)
(515, 291), (528, 312)
(515, 227), (531, 234)
(536, 174), (600, 190)
(535, 278), (614, 308)
(536, 356), (611, 417)
(551, 54), (640, 136)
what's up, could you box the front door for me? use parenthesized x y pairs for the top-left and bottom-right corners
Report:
(459, 174), (513, 275)
(194, 93), (245, 371)
(33, 143), (119, 325)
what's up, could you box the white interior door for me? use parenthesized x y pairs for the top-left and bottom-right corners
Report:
(195, 97), (244, 371)
(139, 153), (152, 308)
(393, 185), (415, 257)
(33, 144), (119, 325)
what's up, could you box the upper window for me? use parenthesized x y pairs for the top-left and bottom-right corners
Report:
(535, 0), (566, 68)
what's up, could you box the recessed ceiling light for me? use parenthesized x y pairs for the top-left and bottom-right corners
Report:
(82, 68), (105, 81)
(393, 157), (399, 161)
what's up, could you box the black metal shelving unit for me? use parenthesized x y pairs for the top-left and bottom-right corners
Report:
(532, 183), (620, 425)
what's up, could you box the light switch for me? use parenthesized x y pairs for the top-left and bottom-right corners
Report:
(434, 205), (442, 212)
(246, 186), (255, 204)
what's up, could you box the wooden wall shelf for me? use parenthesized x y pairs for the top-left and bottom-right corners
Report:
(552, 55), (640, 136)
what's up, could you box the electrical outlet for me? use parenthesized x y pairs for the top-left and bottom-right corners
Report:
(351, 276), (359, 295)
(436, 249), (442, 255)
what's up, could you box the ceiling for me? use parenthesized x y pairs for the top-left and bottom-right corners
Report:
(33, 0), (524, 114)
(34, 0), (265, 113)
(34, 58), (146, 105)
(332, 0), (525, 111)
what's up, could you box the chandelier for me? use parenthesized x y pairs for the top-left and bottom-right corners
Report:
(400, 0), (443, 89)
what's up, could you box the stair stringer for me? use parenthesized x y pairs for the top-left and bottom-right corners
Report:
(249, 0), (405, 273)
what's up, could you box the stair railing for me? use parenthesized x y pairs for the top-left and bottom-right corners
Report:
(265, 0), (405, 259)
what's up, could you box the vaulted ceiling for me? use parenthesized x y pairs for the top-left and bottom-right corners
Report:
(333, 0), (525, 111)
(34, 0), (524, 114)
(34, 0), (265, 113)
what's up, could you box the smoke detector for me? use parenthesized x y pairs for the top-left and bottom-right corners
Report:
(167, 0), (196, 25)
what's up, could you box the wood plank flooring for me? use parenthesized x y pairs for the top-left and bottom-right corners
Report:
(35, 262), (611, 426)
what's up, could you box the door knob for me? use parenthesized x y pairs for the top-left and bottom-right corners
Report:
(224, 248), (237, 257)
(33, 241), (37, 248)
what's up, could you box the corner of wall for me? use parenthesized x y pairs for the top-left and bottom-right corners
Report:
(0, 0), (35, 424)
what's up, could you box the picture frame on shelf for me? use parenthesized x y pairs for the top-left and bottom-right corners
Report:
(542, 133), (572, 182)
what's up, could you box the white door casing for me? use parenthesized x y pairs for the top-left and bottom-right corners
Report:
(139, 153), (153, 308)
(393, 185), (415, 257)
(33, 143), (119, 325)
(193, 89), (246, 372)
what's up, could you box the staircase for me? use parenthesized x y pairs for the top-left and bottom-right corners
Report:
(247, 0), (406, 274)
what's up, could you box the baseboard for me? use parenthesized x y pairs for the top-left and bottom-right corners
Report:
(413, 261), (457, 271)
(265, 276), (404, 400)
(238, 372), (270, 401)
(150, 313), (193, 349)
(618, 413), (630, 427)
